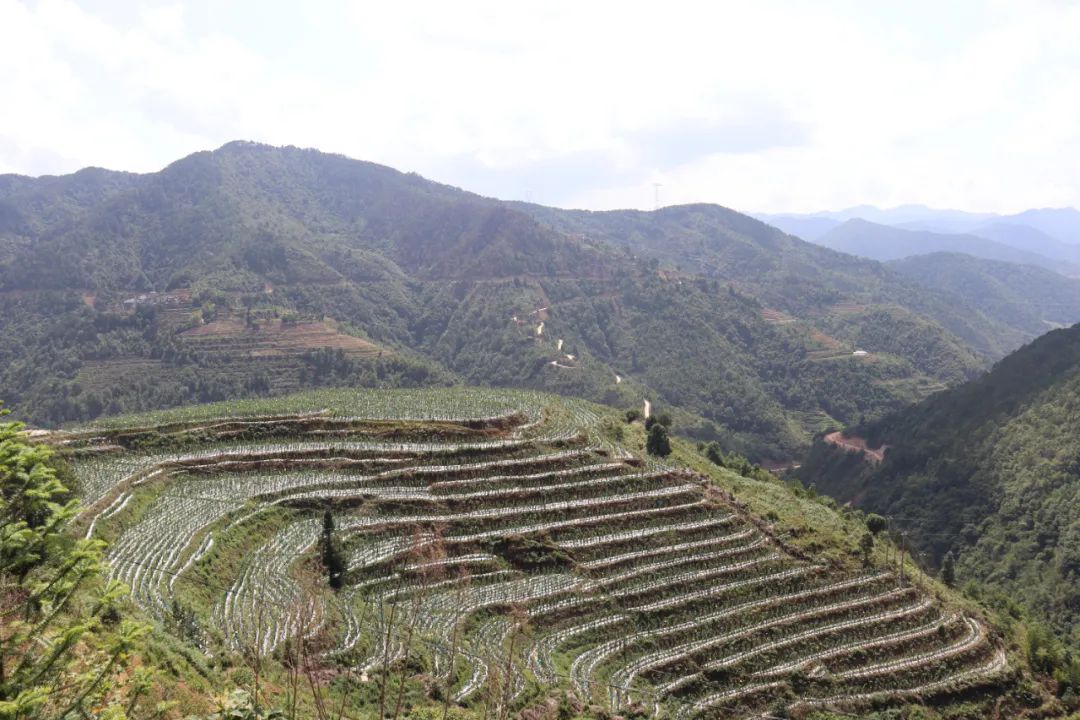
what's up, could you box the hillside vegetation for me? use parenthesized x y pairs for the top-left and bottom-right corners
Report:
(25, 387), (1048, 719)
(516, 202), (1025, 360)
(800, 323), (1080, 668)
(888, 252), (1080, 346)
(0, 142), (1022, 459)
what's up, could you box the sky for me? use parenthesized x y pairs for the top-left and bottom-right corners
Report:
(2, 0), (1079, 213)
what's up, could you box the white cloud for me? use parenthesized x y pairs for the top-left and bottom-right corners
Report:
(1, 0), (1079, 212)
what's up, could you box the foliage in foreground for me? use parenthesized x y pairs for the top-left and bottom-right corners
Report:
(0, 410), (150, 719)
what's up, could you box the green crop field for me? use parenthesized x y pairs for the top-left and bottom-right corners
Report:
(59, 388), (1012, 719)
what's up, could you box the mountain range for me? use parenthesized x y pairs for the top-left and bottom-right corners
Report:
(758, 205), (1080, 273)
(815, 218), (1078, 274)
(0, 141), (1078, 461)
(5, 140), (1080, 713)
(759, 204), (1080, 241)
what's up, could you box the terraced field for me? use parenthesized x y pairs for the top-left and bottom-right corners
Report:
(63, 391), (1009, 718)
(72, 310), (389, 398)
(180, 317), (382, 359)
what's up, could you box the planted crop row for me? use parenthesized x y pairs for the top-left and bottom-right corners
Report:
(68, 402), (1006, 719)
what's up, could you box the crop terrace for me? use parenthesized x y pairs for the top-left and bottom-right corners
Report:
(62, 391), (1010, 718)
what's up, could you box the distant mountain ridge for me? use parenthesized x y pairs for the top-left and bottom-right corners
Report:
(753, 214), (841, 241)
(971, 222), (1080, 265)
(757, 204), (1080, 240)
(1008, 207), (1080, 243)
(756, 205), (1080, 272)
(814, 218), (1077, 274)
(512, 201), (1036, 360)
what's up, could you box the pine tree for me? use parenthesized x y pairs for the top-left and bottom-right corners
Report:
(941, 550), (956, 587)
(860, 532), (875, 566)
(321, 509), (345, 589)
(646, 423), (672, 457)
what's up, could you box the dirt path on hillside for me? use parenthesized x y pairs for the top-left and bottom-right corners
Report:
(824, 431), (887, 463)
(760, 459), (802, 473)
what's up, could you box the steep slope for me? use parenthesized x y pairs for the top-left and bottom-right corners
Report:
(817, 218), (1073, 273)
(0, 142), (992, 459)
(888, 252), (1080, 345)
(799, 324), (1080, 651)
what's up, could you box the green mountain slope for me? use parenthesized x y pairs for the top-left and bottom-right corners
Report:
(799, 323), (1080, 652)
(0, 142), (1004, 458)
(517, 202), (1024, 360)
(888, 252), (1080, 346)
(16, 388), (1061, 719)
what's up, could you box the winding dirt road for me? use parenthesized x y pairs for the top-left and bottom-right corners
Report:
(823, 431), (887, 463)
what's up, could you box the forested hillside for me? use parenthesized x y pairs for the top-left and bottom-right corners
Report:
(889, 252), (1080, 347)
(800, 323), (1080, 658)
(0, 141), (1026, 458)
(517, 202), (1034, 360)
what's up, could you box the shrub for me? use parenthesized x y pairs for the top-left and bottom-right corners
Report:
(646, 423), (672, 457)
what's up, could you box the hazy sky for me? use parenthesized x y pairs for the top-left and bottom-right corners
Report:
(2, 0), (1079, 213)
